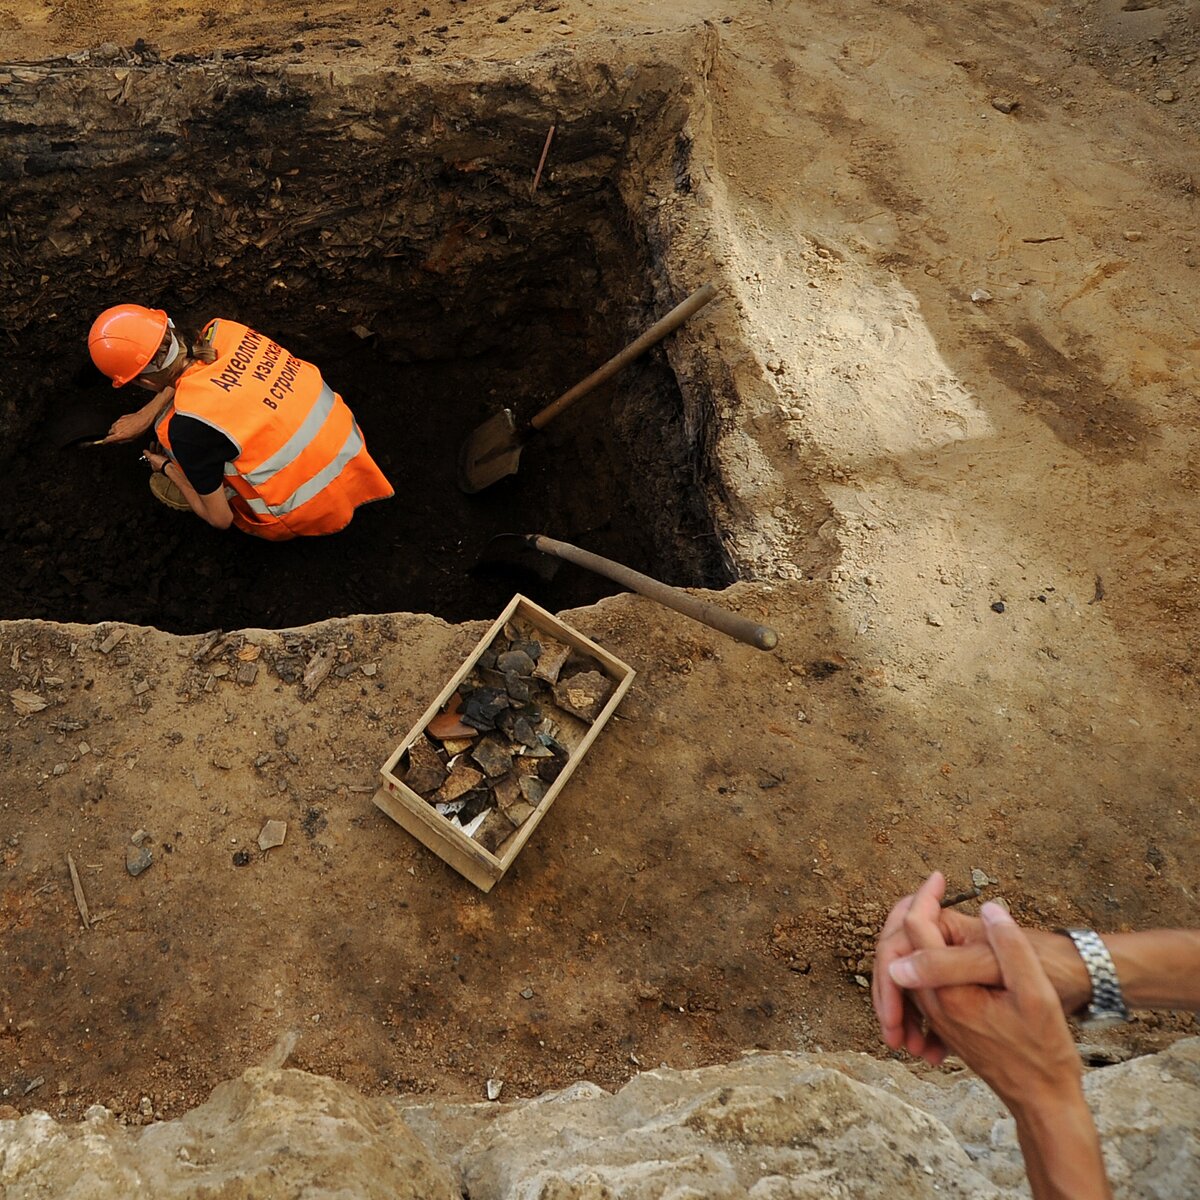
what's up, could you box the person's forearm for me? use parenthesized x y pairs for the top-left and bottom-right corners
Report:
(162, 462), (217, 526)
(1012, 1093), (1112, 1200)
(1105, 930), (1200, 1009)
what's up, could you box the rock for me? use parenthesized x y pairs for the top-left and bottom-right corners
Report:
(486, 1079), (504, 1102)
(3, 1044), (1199, 1198)
(300, 646), (336, 698)
(1155, 88), (1179, 103)
(1123, 229), (1144, 242)
(520, 987), (534, 999)
(496, 649), (535, 676)
(0, 1068), (458, 1197)
(231, 849), (252, 867)
(925, 612), (944, 627)
(969, 288), (993, 303)
(96, 628), (127, 654)
(126, 845), (153, 877)
(10, 689), (48, 716)
(970, 867), (990, 889)
(553, 670), (613, 722)
(258, 820), (287, 851)
(990, 96), (1018, 113)
(131, 829), (149, 846)
(236, 662), (259, 686)
(991, 601), (1006, 613)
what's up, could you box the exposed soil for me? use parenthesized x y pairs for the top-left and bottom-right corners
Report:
(2, 0), (1199, 1130)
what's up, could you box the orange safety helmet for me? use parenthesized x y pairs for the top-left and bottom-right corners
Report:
(88, 304), (170, 387)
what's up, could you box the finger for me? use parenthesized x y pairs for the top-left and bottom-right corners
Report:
(873, 896), (917, 1043)
(889, 943), (1001, 991)
(902, 871), (948, 951)
(939, 906), (987, 947)
(981, 902), (1056, 1002)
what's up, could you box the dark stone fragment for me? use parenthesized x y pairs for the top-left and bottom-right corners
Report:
(231, 848), (252, 867)
(461, 687), (511, 731)
(991, 601), (1006, 613)
(505, 671), (531, 704)
(457, 788), (493, 824)
(497, 649), (536, 676)
(536, 752), (566, 784)
(512, 716), (537, 746)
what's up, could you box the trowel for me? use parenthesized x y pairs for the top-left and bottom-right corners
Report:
(457, 282), (718, 494)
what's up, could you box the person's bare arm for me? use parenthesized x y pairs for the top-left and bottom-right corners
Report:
(100, 386), (174, 444)
(887, 924), (1200, 1012)
(144, 452), (234, 530)
(901, 880), (1112, 1200)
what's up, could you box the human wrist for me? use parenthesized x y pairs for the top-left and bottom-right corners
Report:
(1012, 1090), (1110, 1200)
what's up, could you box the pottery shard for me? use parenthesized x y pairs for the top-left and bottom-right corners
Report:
(492, 773), (522, 809)
(503, 799), (537, 828)
(519, 775), (548, 806)
(471, 736), (514, 778)
(473, 808), (516, 854)
(553, 670), (612, 722)
(532, 638), (571, 684)
(403, 740), (448, 795)
(428, 696), (477, 741)
(435, 763), (484, 803)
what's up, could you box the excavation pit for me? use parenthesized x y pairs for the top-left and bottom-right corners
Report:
(0, 47), (735, 633)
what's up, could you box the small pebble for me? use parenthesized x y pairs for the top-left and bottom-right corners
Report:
(991, 601), (1006, 613)
(991, 97), (1019, 114)
(520, 987), (534, 1000)
(1155, 88), (1178, 103)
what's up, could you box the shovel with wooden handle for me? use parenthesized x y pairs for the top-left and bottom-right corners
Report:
(457, 282), (718, 494)
(479, 533), (779, 651)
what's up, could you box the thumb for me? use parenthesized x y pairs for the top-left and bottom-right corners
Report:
(981, 902), (1053, 999)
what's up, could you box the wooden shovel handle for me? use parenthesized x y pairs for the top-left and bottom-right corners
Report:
(529, 535), (778, 651)
(529, 283), (719, 432)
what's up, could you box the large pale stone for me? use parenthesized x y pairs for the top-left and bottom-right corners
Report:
(3, 1042), (1198, 1199)
(0, 1068), (457, 1200)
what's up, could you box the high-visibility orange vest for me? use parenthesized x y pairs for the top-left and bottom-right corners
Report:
(155, 320), (393, 541)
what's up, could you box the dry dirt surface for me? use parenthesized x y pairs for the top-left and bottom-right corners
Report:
(3, 0), (1199, 1125)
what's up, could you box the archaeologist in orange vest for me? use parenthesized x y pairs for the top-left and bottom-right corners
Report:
(87, 304), (394, 540)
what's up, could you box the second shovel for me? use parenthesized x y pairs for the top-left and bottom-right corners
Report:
(457, 282), (717, 493)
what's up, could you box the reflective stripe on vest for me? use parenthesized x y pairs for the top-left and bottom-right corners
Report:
(227, 411), (365, 518)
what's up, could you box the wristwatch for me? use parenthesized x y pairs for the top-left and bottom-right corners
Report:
(1061, 928), (1130, 1026)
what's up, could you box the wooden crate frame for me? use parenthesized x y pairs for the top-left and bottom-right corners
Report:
(374, 594), (635, 892)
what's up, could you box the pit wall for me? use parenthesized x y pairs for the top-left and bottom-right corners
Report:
(0, 26), (827, 586)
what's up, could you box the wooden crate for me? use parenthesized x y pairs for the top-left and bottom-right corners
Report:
(374, 594), (635, 892)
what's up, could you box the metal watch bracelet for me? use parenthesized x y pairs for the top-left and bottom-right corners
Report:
(1061, 928), (1129, 1024)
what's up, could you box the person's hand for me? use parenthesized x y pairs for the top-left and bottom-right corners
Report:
(99, 386), (174, 444)
(877, 882), (1092, 1043)
(873, 871), (997, 1063)
(101, 409), (156, 444)
(911, 902), (1084, 1112)
(143, 450), (169, 474)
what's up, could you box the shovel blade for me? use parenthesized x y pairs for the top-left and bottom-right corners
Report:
(457, 408), (523, 494)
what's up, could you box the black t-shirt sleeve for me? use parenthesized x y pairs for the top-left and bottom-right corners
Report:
(167, 415), (238, 496)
